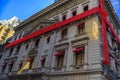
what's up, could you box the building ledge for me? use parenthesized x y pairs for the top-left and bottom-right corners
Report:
(49, 68), (102, 76)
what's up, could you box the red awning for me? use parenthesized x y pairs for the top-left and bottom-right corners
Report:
(54, 51), (65, 56)
(73, 47), (84, 53)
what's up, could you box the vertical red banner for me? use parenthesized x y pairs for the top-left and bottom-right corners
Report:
(100, 0), (110, 65)
(101, 17), (110, 65)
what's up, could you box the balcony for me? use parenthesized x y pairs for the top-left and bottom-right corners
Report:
(102, 64), (120, 80)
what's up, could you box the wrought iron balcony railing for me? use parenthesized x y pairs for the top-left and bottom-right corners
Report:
(102, 64), (120, 80)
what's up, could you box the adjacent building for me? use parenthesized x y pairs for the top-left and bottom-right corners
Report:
(0, 16), (21, 28)
(0, 25), (15, 44)
(0, 0), (120, 80)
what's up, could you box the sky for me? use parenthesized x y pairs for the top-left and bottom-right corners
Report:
(111, 0), (120, 20)
(0, 0), (54, 21)
(0, 0), (120, 21)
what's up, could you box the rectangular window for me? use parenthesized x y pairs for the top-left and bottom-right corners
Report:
(19, 34), (22, 39)
(61, 28), (67, 39)
(55, 51), (65, 67)
(115, 64), (119, 74)
(110, 56), (116, 71)
(18, 62), (23, 70)
(35, 38), (40, 47)
(76, 51), (84, 66)
(16, 46), (21, 52)
(73, 47), (84, 67)
(62, 15), (66, 21)
(25, 44), (29, 50)
(14, 46), (21, 55)
(57, 54), (64, 67)
(111, 38), (118, 53)
(72, 10), (77, 16)
(2, 63), (7, 73)
(46, 37), (50, 43)
(5, 28), (10, 32)
(78, 22), (85, 34)
(8, 62), (14, 72)
(41, 58), (46, 67)
(84, 5), (88, 12)
(0, 54), (2, 60)
(8, 48), (13, 57)
(29, 57), (34, 69)
(14, 36), (17, 41)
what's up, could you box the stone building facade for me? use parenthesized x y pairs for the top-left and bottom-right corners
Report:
(0, 0), (120, 80)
